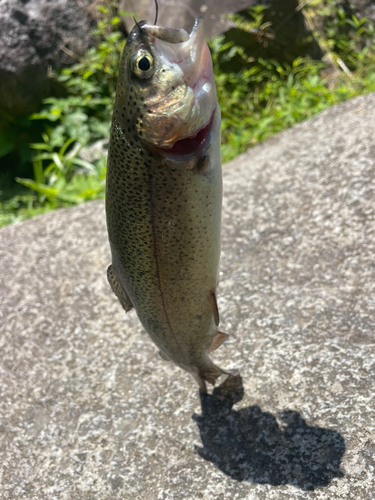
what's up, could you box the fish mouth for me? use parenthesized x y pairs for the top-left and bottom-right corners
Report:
(146, 109), (215, 160)
(139, 18), (217, 152)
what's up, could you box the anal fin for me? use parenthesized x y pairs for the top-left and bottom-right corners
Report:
(107, 265), (133, 312)
(209, 331), (229, 352)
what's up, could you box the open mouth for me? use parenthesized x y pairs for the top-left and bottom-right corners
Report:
(152, 110), (215, 159)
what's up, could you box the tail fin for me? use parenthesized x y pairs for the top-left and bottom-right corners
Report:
(195, 363), (227, 393)
(200, 364), (225, 385)
(195, 362), (240, 393)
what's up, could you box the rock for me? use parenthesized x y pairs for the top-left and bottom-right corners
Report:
(0, 0), (96, 116)
(120, 0), (258, 37)
(119, 0), (257, 38)
(1, 92), (375, 498)
(120, 0), (319, 55)
(69, 138), (109, 163)
(121, 0), (323, 62)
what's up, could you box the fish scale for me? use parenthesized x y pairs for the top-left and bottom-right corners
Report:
(106, 18), (233, 391)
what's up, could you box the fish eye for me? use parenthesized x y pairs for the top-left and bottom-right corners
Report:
(131, 51), (154, 79)
(138, 57), (150, 71)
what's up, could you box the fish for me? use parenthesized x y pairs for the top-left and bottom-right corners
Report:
(105, 16), (232, 392)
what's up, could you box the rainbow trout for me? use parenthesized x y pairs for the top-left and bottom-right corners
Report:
(106, 17), (231, 392)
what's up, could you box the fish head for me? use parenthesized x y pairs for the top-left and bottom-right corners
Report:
(115, 18), (217, 160)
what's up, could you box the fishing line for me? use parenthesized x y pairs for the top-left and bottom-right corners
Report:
(133, 0), (158, 30)
(154, 0), (159, 25)
(133, 16), (143, 32)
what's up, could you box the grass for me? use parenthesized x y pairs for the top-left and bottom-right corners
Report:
(0, 1), (375, 226)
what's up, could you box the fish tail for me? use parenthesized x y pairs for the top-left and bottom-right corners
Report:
(195, 361), (240, 393)
(195, 363), (226, 393)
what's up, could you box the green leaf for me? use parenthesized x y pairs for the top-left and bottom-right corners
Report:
(118, 11), (134, 17)
(51, 153), (65, 172)
(59, 137), (77, 156)
(69, 157), (96, 172)
(30, 143), (50, 151)
(33, 158), (44, 184)
(16, 178), (59, 197)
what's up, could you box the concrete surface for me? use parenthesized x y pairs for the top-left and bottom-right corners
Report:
(1, 93), (375, 499)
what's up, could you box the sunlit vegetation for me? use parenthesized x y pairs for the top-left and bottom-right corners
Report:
(1, 1), (374, 226)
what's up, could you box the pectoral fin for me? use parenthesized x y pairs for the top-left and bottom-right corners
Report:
(195, 154), (211, 175)
(159, 351), (170, 361)
(208, 289), (220, 326)
(209, 331), (229, 352)
(107, 265), (133, 312)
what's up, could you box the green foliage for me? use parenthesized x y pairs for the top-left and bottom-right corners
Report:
(17, 135), (106, 203)
(1, 2), (375, 226)
(211, 2), (375, 161)
(0, 5), (125, 224)
(306, 0), (375, 69)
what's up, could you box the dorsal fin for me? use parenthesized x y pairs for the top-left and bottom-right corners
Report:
(209, 331), (229, 352)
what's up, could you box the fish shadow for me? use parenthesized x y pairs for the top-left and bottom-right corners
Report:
(193, 375), (345, 491)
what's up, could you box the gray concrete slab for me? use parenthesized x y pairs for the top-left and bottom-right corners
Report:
(1, 93), (375, 499)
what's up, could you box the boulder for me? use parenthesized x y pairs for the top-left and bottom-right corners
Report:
(120, 0), (321, 60)
(1, 92), (375, 498)
(0, 0), (96, 116)
(120, 0), (258, 37)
